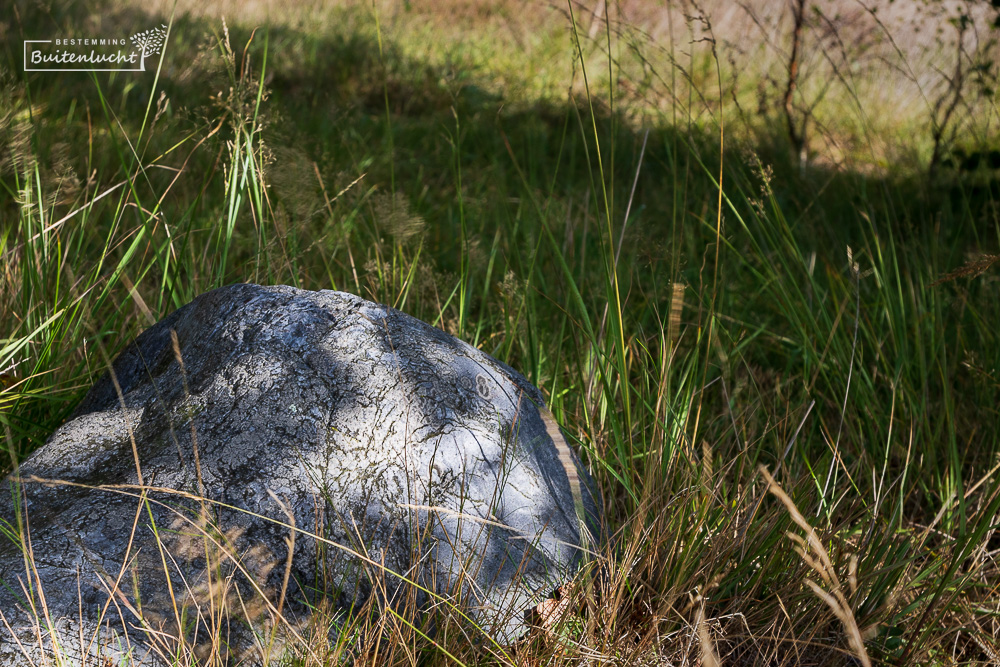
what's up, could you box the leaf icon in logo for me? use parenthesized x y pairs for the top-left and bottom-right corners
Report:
(130, 24), (168, 71)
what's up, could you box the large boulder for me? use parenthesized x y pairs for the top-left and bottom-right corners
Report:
(0, 284), (602, 665)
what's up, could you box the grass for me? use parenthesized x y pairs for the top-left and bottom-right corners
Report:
(2, 0), (1000, 663)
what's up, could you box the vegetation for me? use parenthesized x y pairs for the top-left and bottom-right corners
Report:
(2, 0), (1000, 663)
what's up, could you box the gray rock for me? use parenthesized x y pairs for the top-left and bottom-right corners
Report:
(0, 284), (602, 665)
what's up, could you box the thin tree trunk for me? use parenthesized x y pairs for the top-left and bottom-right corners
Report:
(784, 0), (807, 171)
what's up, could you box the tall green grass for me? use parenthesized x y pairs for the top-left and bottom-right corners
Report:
(2, 0), (1000, 663)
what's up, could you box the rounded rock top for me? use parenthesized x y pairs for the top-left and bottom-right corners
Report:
(0, 283), (603, 665)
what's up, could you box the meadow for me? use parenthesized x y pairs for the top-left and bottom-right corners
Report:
(2, 0), (1000, 663)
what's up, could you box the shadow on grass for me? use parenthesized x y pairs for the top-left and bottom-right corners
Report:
(6, 0), (998, 250)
